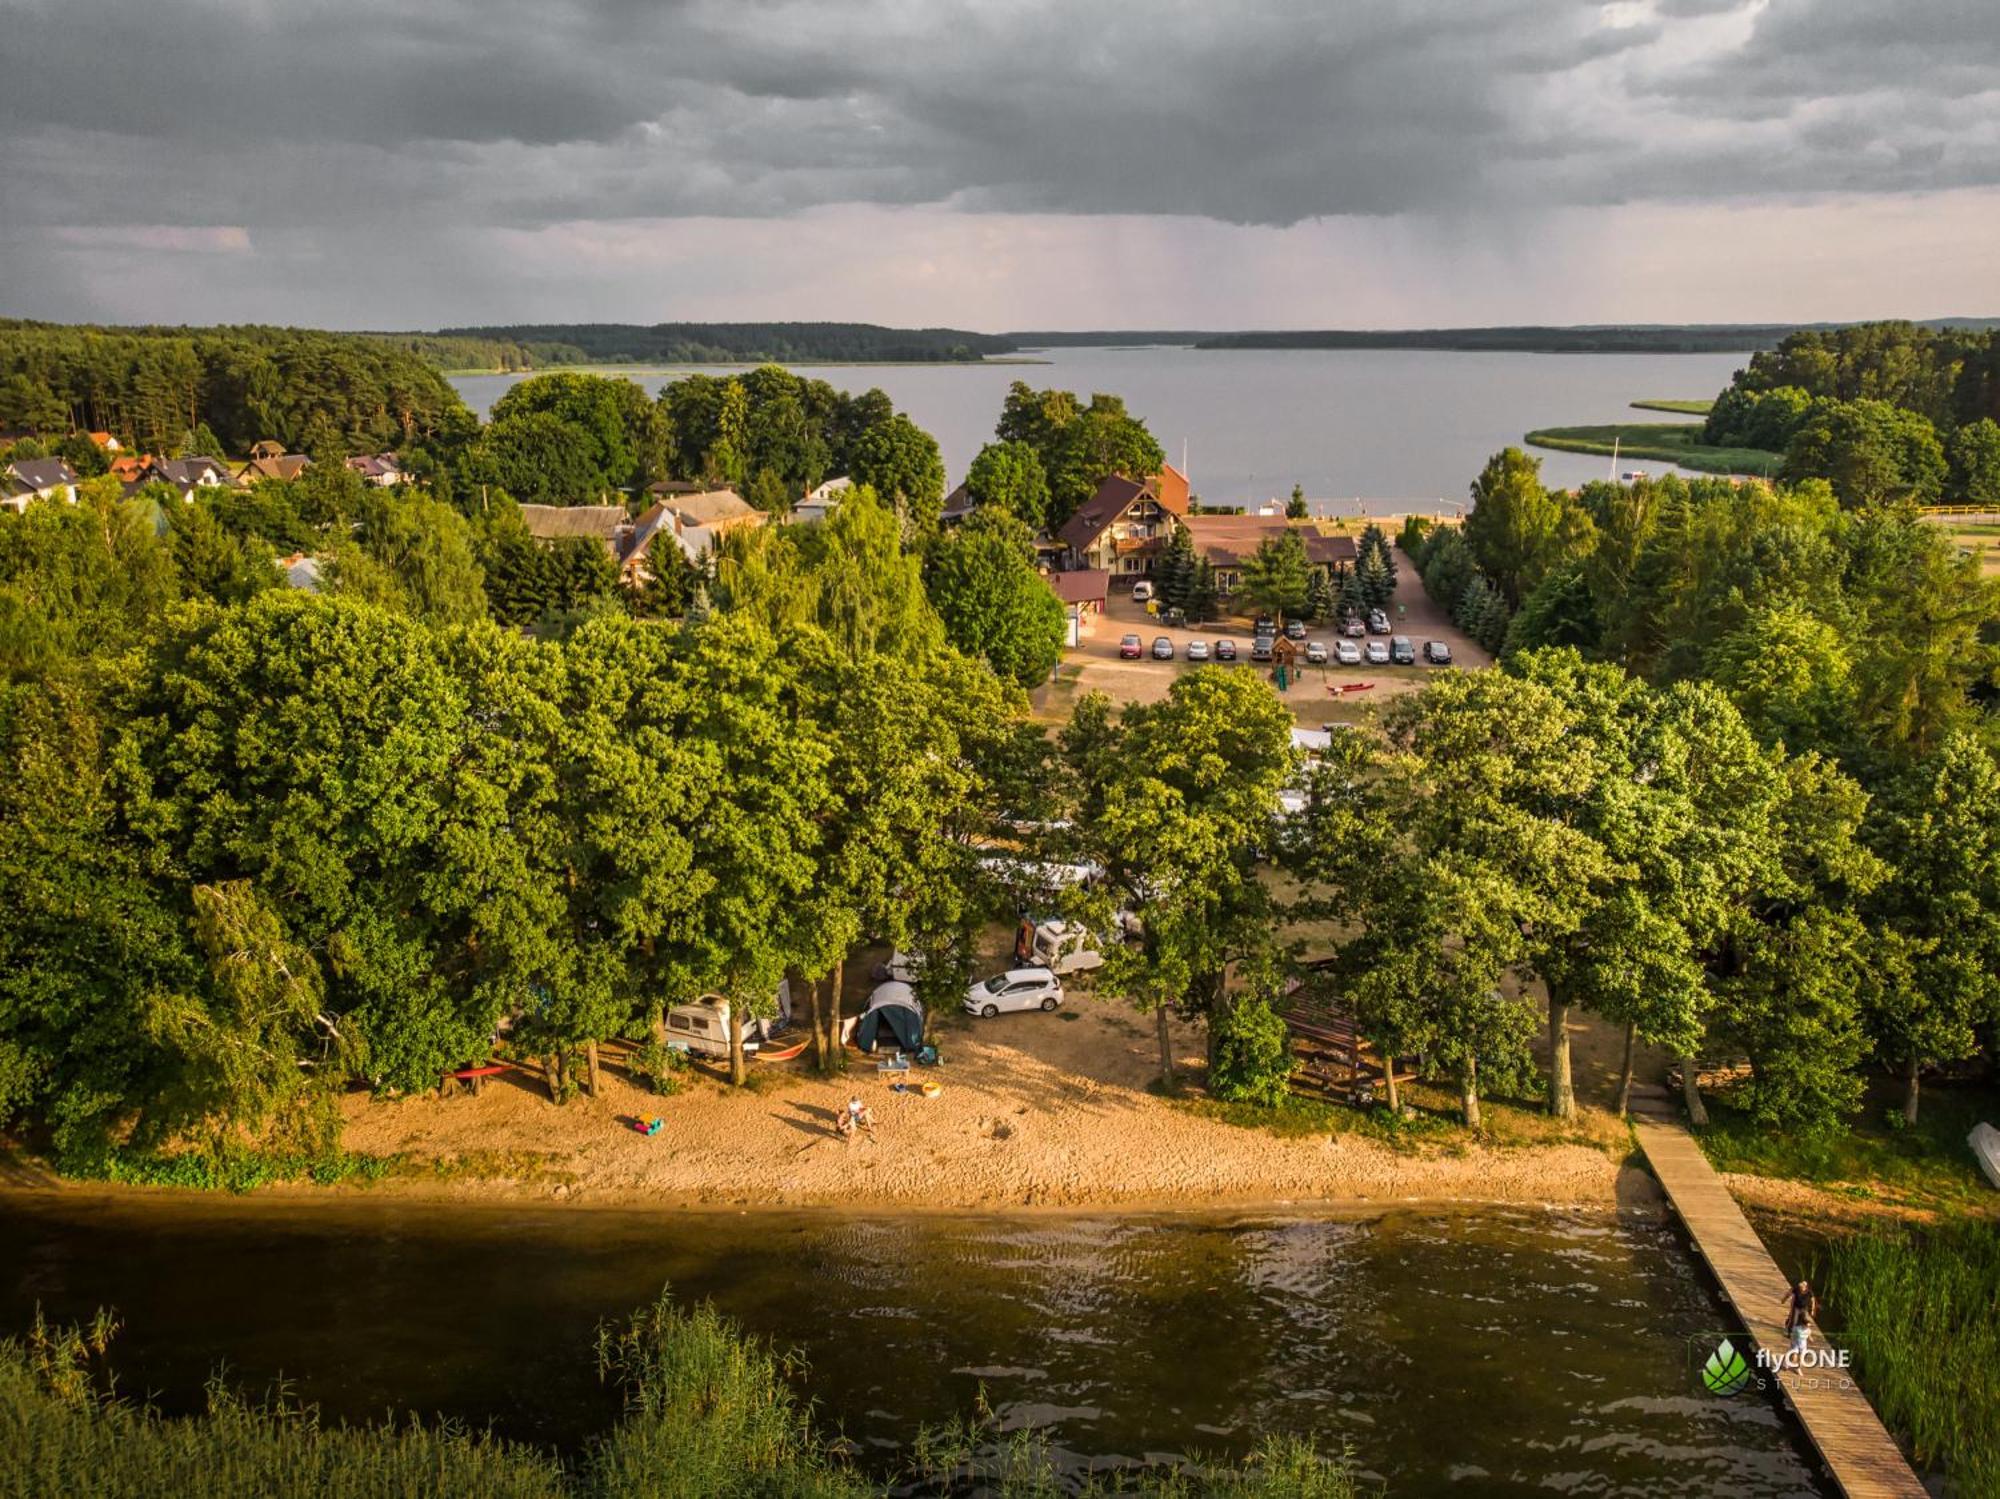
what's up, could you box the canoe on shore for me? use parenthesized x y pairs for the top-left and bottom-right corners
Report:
(1971, 1122), (2000, 1191)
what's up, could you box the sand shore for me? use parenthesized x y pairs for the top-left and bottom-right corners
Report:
(337, 1002), (1627, 1212)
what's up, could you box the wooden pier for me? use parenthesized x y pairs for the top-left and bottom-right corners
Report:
(1629, 1086), (1927, 1499)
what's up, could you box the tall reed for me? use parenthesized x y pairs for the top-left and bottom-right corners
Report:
(1817, 1219), (2000, 1495)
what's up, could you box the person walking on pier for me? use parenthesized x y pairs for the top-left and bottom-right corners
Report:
(1781, 1279), (1818, 1363)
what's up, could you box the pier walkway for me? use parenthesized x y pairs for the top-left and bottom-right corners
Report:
(1629, 1085), (1927, 1499)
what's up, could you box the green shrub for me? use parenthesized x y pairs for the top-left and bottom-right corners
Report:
(1208, 996), (1295, 1108)
(628, 1039), (690, 1097)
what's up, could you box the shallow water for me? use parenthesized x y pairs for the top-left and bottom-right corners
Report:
(0, 1193), (1827, 1494)
(448, 344), (1755, 507)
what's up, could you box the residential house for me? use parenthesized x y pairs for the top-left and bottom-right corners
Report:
(795, 474), (851, 523)
(1055, 464), (1191, 580)
(237, 440), (311, 484)
(1181, 515), (1359, 596)
(86, 431), (121, 453)
(125, 456), (232, 503)
(345, 453), (407, 487)
(938, 483), (976, 528)
(276, 553), (324, 592)
(651, 487), (765, 539)
(2, 457), (79, 512)
(516, 504), (646, 577)
(108, 453), (150, 484)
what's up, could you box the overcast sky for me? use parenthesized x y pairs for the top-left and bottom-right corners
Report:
(2, 0), (1995, 330)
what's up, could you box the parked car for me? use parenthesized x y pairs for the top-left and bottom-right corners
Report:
(1118, 633), (1143, 659)
(1304, 640), (1328, 665)
(1364, 639), (1390, 665)
(1250, 635), (1275, 662)
(1151, 636), (1175, 660)
(1335, 639), (1362, 665)
(1342, 615), (1367, 638)
(1283, 618), (1308, 641)
(1213, 638), (1238, 662)
(1254, 612), (1275, 631)
(1390, 635), (1416, 665)
(1367, 609), (1391, 634)
(965, 967), (1065, 1017)
(1186, 639), (1211, 662)
(1131, 580), (1155, 603)
(1424, 639), (1452, 664)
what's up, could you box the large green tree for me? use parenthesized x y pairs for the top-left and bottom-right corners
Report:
(1064, 673), (1295, 1087)
(924, 509), (1066, 688)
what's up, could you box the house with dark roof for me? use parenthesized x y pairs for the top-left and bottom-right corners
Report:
(1055, 463), (1191, 580)
(344, 453), (407, 488)
(125, 456), (232, 503)
(1181, 515), (1359, 596)
(2, 457), (79, 512)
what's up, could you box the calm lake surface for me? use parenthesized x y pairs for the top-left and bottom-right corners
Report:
(0, 1194), (1828, 1496)
(449, 346), (1754, 511)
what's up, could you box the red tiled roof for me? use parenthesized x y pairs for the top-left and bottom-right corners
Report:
(1046, 568), (1110, 605)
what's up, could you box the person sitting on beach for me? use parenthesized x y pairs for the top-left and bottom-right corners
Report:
(836, 1096), (875, 1139)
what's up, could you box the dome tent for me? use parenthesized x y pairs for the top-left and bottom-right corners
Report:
(853, 983), (925, 1054)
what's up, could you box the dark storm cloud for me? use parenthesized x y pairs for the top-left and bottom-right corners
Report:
(0, 0), (1995, 252)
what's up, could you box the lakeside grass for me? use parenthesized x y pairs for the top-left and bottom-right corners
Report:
(1172, 1077), (1621, 1158)
(4, 1294), (1372, 1498)
(1628, 398), (1714, 415)
(1814, 1219), (2000, 1496)
(1523, 422), (1781, 477)
(1695, 1082), (1999, 1213)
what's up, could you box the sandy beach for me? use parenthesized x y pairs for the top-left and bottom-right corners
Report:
(337, 997), (1629, 1212)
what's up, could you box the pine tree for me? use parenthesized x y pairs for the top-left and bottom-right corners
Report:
(1156, 524), (1197, 613)
(1304, 567), (1336, 624)
(1338, 569), (1367, 621)
(1356, 546), (1394, 610)
(1188, 557), (1219, 624)
(1362, 523), (1397, 595)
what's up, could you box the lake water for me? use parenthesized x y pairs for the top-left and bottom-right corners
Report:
(449, 346), (1754, 512)
(0, 1194), (1829, 1495)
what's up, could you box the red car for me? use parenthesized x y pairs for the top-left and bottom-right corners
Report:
(1119, 633), (1144, 659)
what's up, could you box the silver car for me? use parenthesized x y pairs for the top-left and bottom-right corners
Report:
(1364, 639), (1391, 665)
(1304, 640), (1328, 665)
(1335, 639), (1362, 666)
(1186, 639), (1211, 662)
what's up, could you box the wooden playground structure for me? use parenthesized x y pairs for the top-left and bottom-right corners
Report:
(1280, 966), (1416, 1105)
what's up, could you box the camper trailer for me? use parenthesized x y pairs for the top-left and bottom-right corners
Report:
(662, 981), (794, 1059)
(1029, 918), (1105, 975)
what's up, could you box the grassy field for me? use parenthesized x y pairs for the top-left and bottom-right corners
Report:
(1524, 421), (1780, 477)
(1629, 398), (1715, 415)
(1697, 1080), (1999, 1213)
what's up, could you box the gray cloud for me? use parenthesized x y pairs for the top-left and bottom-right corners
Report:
(11, 0), (1990, 236)
(0, 0), (1994, 323)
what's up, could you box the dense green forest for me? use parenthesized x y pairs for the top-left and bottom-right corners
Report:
(0, 321), (473, 458)
(433, 322), (1014, 365)
(1698, 322), (2000, 506)
(1194, 320), (2000, 354)
(3, 1294), (1365, 1497)
(1394, 449), (2000, 1128)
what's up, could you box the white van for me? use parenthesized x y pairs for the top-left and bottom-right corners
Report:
(1030, 918), (1105, 975)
